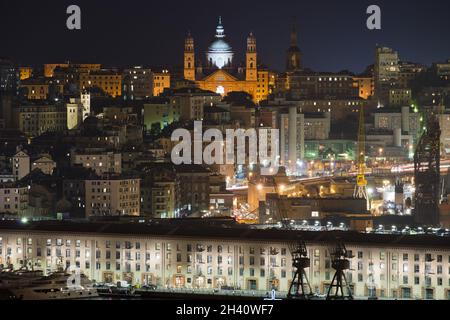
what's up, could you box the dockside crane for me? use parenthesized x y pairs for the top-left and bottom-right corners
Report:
(287, 240), (313, 299)
(326, 241), (354, 300)
(354, 104), (368, 200)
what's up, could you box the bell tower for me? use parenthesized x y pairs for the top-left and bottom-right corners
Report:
(286, 23), (302, 72)
(184, 31), (196, 81)
(246, 32), (257, 81)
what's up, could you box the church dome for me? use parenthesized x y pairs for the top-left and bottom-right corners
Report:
(207, 17), (233, 69)
(209, 39), (232, 52)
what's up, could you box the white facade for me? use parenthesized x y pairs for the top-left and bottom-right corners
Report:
(12, 151), (30, 181)
(1, 228), (449, 300)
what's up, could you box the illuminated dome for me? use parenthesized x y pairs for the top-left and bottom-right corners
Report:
(207, 17), (233, 69)
(209, 39), (232, 52)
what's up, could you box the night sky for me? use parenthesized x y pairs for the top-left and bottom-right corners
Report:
(2, 0), (450, 73)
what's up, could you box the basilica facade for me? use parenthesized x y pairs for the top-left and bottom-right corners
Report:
(183, 17), (271, 103)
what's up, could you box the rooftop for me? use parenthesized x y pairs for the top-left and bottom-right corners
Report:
(0, 219), (449, 249)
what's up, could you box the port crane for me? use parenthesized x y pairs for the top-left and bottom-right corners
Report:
(354, 104), (368, 200)
(326, 241), (354, 300)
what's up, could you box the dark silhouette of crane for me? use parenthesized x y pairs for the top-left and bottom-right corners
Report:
(326, 241), (354, 300)
(287, 240), (313, 299)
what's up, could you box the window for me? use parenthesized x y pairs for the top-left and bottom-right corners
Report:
(403, 253), (408, 261)
(358, 274), (363, 282)
(403, 264), (409, 273)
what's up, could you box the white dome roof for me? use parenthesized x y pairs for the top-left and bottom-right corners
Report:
(209, 39), (232, 52)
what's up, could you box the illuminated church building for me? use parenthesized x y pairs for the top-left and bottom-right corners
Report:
(183, 17), (271, 103)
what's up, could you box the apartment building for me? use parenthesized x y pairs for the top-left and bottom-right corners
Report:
(71, 149), (122, 175)
(0, 183), (28, 215)
(0, 221), (449, 300)
(84, 174), (140, 217)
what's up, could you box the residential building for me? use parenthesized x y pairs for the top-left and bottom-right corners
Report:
(0, 182), (28, 215)
(152, 70), (170, 96)
(71, 149), (122, 175)
(122, 66), (153, 100)
(79, 69), (122, 98)
(85, 174), (140, 217)
(12, 150), (30, 181)
(13, 103), (67, 137)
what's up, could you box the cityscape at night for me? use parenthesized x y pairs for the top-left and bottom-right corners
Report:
(1, 0), (450, 308)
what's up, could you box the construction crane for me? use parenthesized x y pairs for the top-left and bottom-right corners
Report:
(326, 241), (354, 300)
(354, 104), (368, 200)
